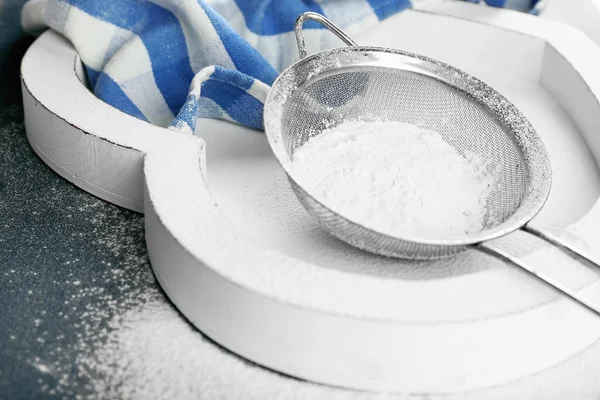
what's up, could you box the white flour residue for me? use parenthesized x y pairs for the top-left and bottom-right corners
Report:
(71, 295), (398, 400)
(292, 120), (497, 239)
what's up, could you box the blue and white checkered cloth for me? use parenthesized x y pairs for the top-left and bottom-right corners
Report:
(22, 0), (544, 134)
(463, 0), (545, 14)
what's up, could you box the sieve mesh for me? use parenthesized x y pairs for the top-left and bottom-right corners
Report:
(283, 67), (528, 234)
(264, 45), (551, 259)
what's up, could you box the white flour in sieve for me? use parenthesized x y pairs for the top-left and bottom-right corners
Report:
(292, 120), (497, 239)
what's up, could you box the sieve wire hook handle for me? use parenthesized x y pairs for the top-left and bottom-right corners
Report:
(477, 227), (600, 317)
(295, 12), (358, 60)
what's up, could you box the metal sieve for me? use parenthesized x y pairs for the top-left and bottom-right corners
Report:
(264, 12), (600, 314)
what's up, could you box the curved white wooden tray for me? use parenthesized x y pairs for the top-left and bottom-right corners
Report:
(541, 0), (600, 46)
(20, 3), (600, 394)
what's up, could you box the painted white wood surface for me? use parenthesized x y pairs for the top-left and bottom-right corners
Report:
(19, 3), (600, 395)
(541, 0), (600, 46)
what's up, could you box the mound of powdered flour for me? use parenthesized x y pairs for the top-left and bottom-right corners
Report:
(292, 120), (497, 239)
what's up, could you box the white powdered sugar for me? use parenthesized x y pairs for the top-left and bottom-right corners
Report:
(292, 120), (497, 239)
(68, 293), (398, 400)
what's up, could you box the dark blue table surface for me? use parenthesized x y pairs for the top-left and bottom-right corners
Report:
(0, 35), (166, 399)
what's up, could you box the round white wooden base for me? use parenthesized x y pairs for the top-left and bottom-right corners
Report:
(20, 3), (600, 394)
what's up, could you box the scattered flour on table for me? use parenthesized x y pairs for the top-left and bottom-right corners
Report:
(292, 120), (497, 239)
(70, 293), (399, 400)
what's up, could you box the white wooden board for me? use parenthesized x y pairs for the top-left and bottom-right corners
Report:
(541, 0), (600, 46)
(19, 3), (600, 395)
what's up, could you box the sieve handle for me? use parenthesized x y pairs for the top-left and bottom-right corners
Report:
(521, 224), (600, 268)
(295, 12), (358, 60)
(478, 235), (600, 317)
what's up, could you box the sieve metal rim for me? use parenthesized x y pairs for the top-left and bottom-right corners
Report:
(264, 45), (552, 248)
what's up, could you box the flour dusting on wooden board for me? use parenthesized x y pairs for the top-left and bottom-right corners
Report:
(292, 120), (498, 239)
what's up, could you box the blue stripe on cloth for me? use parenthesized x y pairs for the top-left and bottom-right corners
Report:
(95, 72), (148, 122)
(484, 0), (507, 7)
(199, 1), (279, 85)
(461, 0), (540, 13)
(201, 79), (264, 130)
(231, 0), (325, 35)
(210, 66), (255, 90)
(367, 0), (412, 20)
(170, 66), (266, 133)
(85, 66), (100, 90)
(61, 0), (194, 116)
(529, 0), (541, 12)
